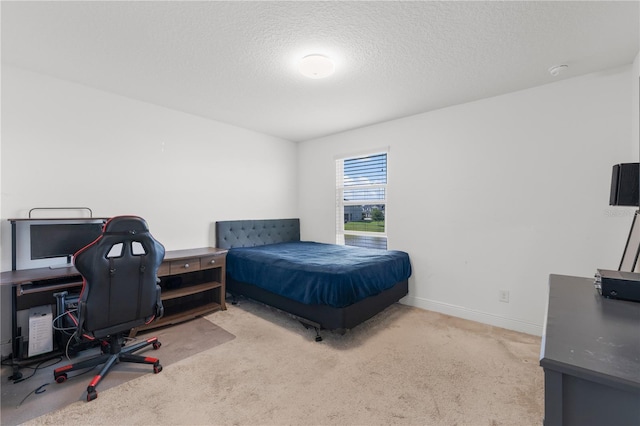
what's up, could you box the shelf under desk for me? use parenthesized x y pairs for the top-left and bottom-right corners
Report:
(1, 247), (228, 360)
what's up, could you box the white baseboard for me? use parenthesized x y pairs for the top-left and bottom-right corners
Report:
(400, 295), (543, 337)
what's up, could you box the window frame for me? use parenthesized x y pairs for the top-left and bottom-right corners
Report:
(335, 150), (388, 249)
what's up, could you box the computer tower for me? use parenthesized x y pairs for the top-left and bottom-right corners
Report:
(28, 305), (53, 357)
(54, 291), (100, 355)
(610, 163), (639, 206)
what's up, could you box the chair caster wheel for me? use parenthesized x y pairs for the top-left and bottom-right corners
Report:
(87, 390), (98, 401)
(315, 335), (323, 342)
(153, 341), (161, 350)
(154, 364), (163, 374)
(55, 374), (67, 384)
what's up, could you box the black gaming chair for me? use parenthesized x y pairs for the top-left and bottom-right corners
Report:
(53, 215), (165, 401)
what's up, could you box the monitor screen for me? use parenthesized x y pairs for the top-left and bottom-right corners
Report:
(30, 223), (104, 260)
(10, 218), (107, 270)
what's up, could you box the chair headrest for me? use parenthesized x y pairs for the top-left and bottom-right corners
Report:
(103, 216), (149, 234)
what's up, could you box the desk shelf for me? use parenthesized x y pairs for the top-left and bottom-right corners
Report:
(137, 302), (223, 331)
(161, 281), (223, 301)
(17, 279), (83, 297)
(1, 247), (228, 358)
(130, 248), (227, 337)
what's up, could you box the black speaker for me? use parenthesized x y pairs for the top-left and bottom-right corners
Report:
(610, 163), (639, 206)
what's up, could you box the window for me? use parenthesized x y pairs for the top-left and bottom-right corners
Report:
(336, 151), (388, 249)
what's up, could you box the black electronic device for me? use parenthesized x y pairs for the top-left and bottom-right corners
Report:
(30, 223), (103, 260)
(53, 291), (100, 355)
(610, 163), (639, 206)
(595, 269), (640, 302)
(10, 217), (107, 270)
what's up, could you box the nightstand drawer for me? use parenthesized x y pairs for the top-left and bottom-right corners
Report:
(169, 258), (201, 274)
(200, 254), (226, 269)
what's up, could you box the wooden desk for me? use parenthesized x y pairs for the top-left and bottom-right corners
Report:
(131, 247), (227, 336)
(1, 247), (227, 360)
(540, 274), (640, 426)
(1, 265), (84, 365)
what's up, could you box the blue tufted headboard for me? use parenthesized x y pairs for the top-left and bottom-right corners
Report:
(215, 219), (300, 249)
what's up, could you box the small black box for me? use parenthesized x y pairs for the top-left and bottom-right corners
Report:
(610, 163), (639, 206)
(595, 269), (640, 302)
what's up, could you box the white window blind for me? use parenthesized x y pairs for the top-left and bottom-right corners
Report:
(336, 152), (388, 249)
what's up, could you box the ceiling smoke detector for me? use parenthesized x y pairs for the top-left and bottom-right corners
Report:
(299, 54), (335, 79)
(548, 64), (568, 77)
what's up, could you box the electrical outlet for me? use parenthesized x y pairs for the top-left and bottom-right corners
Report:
(499, 290), (510, 303)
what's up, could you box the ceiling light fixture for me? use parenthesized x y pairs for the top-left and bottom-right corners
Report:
(548, 64), (568, 77)
(299, 54), (335, 79)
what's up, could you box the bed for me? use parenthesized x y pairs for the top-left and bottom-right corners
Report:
(215, 218), (411, 339)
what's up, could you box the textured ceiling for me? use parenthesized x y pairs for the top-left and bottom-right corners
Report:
(2, 1), (639, 142)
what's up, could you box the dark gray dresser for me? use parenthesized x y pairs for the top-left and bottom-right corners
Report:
(540, 274), (640, 425)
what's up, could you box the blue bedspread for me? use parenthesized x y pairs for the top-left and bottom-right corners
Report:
(226, 241), (411, 308)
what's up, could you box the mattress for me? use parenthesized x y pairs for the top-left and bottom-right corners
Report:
(225, 241), (412, 308)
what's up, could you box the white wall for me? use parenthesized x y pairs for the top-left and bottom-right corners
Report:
(2, 61), (636, 355)
(633, 52), (639, 158)
(0, 66), (298, 354)
(298, 65), (636, 336)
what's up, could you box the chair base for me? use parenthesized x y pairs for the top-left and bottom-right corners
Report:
(53, 334), (162, 402)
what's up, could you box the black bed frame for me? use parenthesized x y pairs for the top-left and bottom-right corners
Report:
(215, 219), (408, 338)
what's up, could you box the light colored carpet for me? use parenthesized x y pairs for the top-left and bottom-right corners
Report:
(24, 300), (544, 425)
(1, 318), (235, 425)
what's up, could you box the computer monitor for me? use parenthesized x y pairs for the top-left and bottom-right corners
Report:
(11, 218), (106, 270)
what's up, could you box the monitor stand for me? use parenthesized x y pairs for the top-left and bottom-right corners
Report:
(49, 256), (74, 269)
